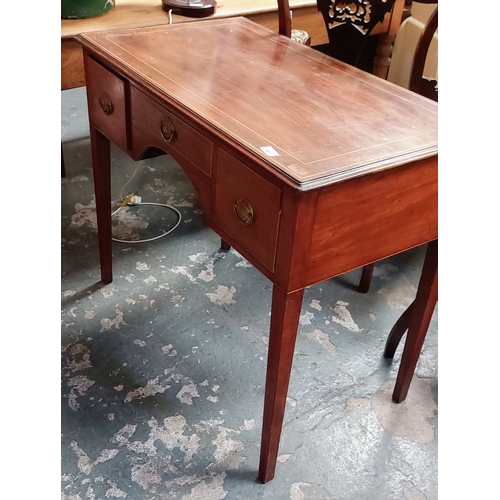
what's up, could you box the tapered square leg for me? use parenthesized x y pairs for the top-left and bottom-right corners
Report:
(90, 125), (113, 284)
(259, 285), (304, 483)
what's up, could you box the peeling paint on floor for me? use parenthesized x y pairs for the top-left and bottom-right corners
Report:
(331, 300), (362, 332)
(372, 378), (437, 443)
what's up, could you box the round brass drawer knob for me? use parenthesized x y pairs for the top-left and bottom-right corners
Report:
(160, 116), (176, 143)
(99, 93), (114, 115)
(233, 199), (254, 225)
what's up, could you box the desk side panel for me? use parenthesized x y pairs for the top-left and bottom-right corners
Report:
(62, 38), (86, 90)
(306, 157), (438, 285)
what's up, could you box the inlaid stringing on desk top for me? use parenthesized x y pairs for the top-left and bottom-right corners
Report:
(78, 17), (437, 189)
(78, 17), (438, 483)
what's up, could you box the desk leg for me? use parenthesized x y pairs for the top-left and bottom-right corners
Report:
(259, 285), (304, 483)
(358, 263), (375, 293)
(90, 125), (113, 284)
(61, 144), (66, 178)
(220, 238), (231, 251)
(392, 240), (438, 403)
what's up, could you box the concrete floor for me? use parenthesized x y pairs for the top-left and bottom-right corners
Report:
(61, 86), (438, 500)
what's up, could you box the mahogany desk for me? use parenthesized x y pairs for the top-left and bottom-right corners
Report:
(78, 17), (438, 483)
(62, 0), (405, 89)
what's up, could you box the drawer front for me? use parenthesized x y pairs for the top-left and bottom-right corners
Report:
(130, 87), (213, 177)
(85, 57), (128, 151)
(215, 149), (282, 272)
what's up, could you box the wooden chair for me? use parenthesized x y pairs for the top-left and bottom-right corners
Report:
(315, 0), (398, 73)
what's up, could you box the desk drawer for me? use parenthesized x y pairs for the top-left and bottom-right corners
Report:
(215, 149), (282, 272)
(130, 87), (212, 177)
(84, 57), (128, 151)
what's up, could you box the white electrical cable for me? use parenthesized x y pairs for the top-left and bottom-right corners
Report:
(111, 202), (182, 244)
(118, 163), (142, 202)
(111, 163), (182, 244)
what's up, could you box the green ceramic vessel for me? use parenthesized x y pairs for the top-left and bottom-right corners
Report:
(61, 0), (115, 19)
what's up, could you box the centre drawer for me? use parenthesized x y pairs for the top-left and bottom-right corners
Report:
(130, 87), (213, 177)
(215, 149), (282, 273)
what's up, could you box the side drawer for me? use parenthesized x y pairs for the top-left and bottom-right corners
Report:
(215, 149), (282, 273)
(130, 87), (213, 178)
(84, 57), (128, 151)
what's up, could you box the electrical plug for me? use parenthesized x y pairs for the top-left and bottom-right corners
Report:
(129, 195), (142, 205)
(120, 193), (142, 207)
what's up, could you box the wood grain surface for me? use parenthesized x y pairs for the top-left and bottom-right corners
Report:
(78, 18), (437, 189)
(80, 18), (437, 483)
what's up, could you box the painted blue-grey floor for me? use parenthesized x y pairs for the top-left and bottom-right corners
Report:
(61, 87), (438, 500)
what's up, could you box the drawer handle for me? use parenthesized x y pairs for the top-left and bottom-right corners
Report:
(160, 116), (176, 143)
(99, 93), (114, 115)
(233, 199), (254, 225)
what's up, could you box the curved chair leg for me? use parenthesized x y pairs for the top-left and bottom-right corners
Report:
(358, 263), (375, 293)
(220, 238), (230, 251)
(383, 300), (415, 358)
(392, 240), (438, 403)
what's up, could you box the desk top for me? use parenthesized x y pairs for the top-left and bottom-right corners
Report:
(78, 17), (437, 188)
